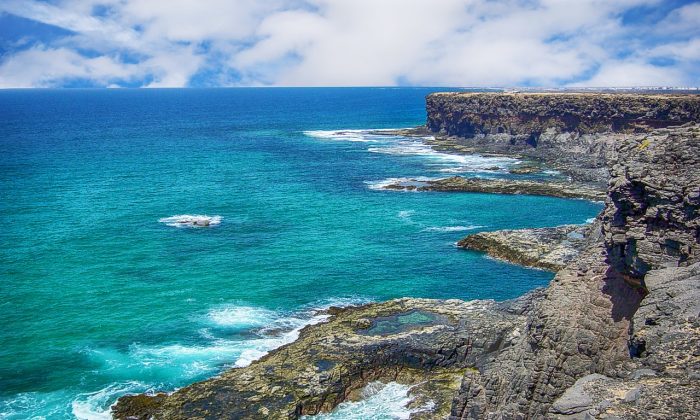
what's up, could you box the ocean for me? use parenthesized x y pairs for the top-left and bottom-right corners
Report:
(0, 88), (602, 418)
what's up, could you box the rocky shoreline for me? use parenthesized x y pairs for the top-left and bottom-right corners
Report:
(113, 94), (699, 419)
(113, 295), (543, 419)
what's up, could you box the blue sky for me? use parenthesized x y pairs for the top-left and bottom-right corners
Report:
(0, 0), (698, 88)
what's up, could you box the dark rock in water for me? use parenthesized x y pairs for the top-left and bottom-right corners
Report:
(159, 214), (221, 228)
(508, 164), (542, 175)
(457, 223), (598, 271)
(382, 176), (605, 201)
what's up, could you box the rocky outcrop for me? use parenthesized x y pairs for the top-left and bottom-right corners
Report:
(426, 93), (700, 184)
(603, 124), (700, 280)
(382, 176), (605, 201)
(113, 294), (544, 419)
(450, 247), (643, 418)
(446, 114), (699, 417)
(549, 263), (700, 419)
(457, 223), (597, 271)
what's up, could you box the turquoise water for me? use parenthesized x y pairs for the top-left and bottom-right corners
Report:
(0, 88), (602, 418)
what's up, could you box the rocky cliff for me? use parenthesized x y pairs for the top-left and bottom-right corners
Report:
(426, 93), (700, 184)
(603, 125), (700, 280)
(448, 123), (699, 419)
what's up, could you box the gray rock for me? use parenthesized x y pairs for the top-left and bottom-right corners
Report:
(550, 374), (611, 415)
(602, 125), (700, 280)
(457, 224), (596, 271)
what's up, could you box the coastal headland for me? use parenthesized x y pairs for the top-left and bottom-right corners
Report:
(113, 93), (700, 419)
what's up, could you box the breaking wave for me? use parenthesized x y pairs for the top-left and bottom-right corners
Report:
(159, 214), (222, 228)
(302, 381), (434, 420)
(422, 225), (484, 233)
(304, 129), (518, 174)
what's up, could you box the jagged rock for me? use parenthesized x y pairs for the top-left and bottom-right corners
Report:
(113, 294), (543, 419)
(457, 223), (597, 271)
(114, 93), (700, 420)
(602, 124), (700, 280)
(382, 176), (605, 201)
(550, 263), (700, 420)
(449, 247), (643, 418)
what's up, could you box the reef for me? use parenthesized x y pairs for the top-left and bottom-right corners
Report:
(381, 176), (605, 201)
(113, 94), (699, 419)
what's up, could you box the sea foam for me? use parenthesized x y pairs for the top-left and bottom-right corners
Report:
(422, 225), (484, 233)
(80, 298), (373, 415)
(301, 381), (433, 420)
(158, 214), (222, 228)
(305, 128), (519, 174)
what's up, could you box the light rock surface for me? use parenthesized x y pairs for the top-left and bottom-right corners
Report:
(457, 223), (599, 271)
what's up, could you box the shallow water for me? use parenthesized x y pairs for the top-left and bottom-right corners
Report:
(0, 88), (602, 418)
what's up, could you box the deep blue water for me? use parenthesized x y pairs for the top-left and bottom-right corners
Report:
(0, 88), (602, 418)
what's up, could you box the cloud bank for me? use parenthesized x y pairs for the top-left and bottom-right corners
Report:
(0, 0), (698, 88)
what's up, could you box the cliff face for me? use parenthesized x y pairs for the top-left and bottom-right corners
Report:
(449, 121), (699, 419)
(426, 93), (700, 136)
(603, 125), (700, 279)
(426, 93), (700, 184)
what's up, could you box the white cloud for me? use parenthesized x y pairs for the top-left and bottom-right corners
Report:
(573, 60), (686, 87)
(0, 0), (697, 87)
(0, 45), (140, 88)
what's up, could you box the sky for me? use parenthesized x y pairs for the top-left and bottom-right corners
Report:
(0, 0), (698, 88)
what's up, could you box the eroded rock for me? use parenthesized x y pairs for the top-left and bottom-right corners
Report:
(457, 223), (597, 271)
(113, 295), (542, 419)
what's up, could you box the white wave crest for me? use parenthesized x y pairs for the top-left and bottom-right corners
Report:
(305, 128), (519, 174)
(364, 177), (436, 191)
(208, 305), (279, 329)
(422, 225), (484, 233)
(159, 214), (222, 228)
(303, 129), (380, 143)
(72, 381), (150, 420)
